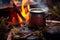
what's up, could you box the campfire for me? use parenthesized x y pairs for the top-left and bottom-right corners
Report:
(10, 0), (31, 26)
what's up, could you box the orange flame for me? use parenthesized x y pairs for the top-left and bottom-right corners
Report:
(21, 0), (30, 23)
(13, 0), (18, 5)
(13, 0), (30, 25)
(17, 0), (30, 24)
(17, 14), (22, 23)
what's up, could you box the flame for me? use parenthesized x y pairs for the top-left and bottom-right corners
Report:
(13, 0), (30, 25)
(13, 0), (18, 5)
(12, 17), (16, 24)
(21, 0), (30, 23)
(17, 14), (22, 23)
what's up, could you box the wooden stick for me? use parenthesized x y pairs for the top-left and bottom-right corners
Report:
(46, 20), (60, 23)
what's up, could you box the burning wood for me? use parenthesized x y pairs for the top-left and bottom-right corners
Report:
(13, 2), (25, 21)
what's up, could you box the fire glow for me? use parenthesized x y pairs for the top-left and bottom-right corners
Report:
(13, 0), (30, 24)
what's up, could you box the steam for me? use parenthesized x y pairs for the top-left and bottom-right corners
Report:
(36, 0), (49, 12)
(36, 0), (41, 8)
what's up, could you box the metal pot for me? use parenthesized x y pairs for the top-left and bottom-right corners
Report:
(29, 8), (46, 26)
